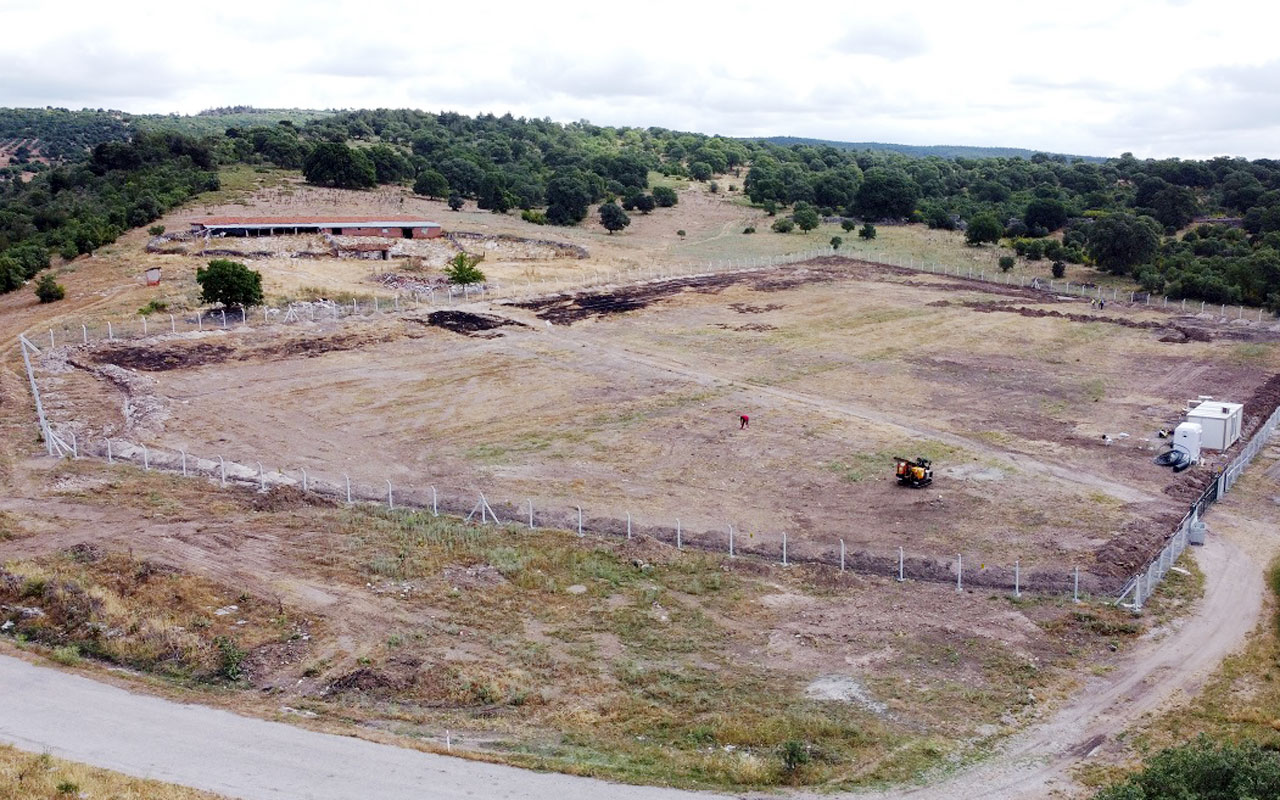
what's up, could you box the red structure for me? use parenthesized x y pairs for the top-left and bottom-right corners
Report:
(190, 216), (442, 239)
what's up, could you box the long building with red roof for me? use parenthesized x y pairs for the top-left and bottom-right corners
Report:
(190, 216), (442, 239)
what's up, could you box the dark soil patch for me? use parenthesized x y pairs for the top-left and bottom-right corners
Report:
(729, 302), (784, 314)
(509, 260), (870, 325)
(90, 341), (237, 371)
(250, 485), (339, 512)
(420, 311), (526, 336)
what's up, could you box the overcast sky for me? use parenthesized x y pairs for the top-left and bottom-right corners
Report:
(3, 0), (1278, 159)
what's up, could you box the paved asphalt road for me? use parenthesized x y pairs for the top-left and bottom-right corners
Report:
(0, 654), (728, 800)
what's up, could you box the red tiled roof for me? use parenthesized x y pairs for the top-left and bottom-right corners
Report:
(194, 216), (440, 226)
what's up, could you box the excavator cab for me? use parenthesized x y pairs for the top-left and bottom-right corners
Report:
(894, 456), (933, 488)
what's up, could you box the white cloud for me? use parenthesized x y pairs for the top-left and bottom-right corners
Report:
(2, 0), (1280, 158)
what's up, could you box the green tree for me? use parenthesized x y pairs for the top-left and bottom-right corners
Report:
(652, 186), (678, 207)
(599, 201), (631, 234)
(830, 235), (843, 251)
(447, 194), (464, 211)
(147, 225), (165, 237)
(1051, 260), (1066, 278)
(1093, 737), (1280, 800)
(443, 252), (485, 285)
(1087, 213), (1162, 274)
(413, 169), (449, 198)
(859, 222), (877, 240)
(1024, 198), (1068, 232)
(771, 218), (795, 233)
(634, 194), (656, 214)
(793, 206), (821, 232)
(196, 259), (263, 308)
(966, 212), (1004, 246)
(34, 273), (65, 303)
(546, 170), (593, 225)
(998, 255), (1015, 271)
(302, 141), (376, 189)
(689, 161), (712, 181)
(366, 144), (413, 184)
(841, 218), (856, 233)
(853, 168), (919, 219)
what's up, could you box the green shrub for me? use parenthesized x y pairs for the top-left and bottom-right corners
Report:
(147, 224), (165, 237)
(443, 252), (485, 285)
(1052, 260), (1066, 278)
(779, 739), (811, 772)
(859, 223), (877, 240)
(520, 209), (547, 225)
(214, 636), (247, 681)
(771, 218), (795, 233)
(196, 259), (262, 308)
(743, 226), (755, 234)
(35, 273), (65, 303)
(999, 255), (1015, 272)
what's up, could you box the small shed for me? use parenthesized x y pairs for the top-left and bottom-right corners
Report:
(1186, 401), (1243, 450)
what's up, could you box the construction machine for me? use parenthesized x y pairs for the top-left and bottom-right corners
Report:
(894, 456), (933, 488)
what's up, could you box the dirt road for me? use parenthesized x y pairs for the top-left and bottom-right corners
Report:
(846, 532), (1262, 800)
(0, 531), (1260, 800)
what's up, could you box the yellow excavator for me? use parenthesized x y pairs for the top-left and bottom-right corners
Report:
(894, 456), (933, 488)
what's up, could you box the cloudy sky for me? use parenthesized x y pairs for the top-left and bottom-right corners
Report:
(3, 0), (1278, 159)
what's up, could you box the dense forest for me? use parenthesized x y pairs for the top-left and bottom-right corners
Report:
(3, 106), (1280, 309)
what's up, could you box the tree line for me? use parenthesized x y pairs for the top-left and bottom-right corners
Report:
(4, 106), (1280, 308)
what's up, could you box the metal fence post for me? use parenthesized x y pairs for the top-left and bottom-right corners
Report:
(432, 486), (438, 516)
(170, 314), (176, 333)
(729, 525), (735, 557)
(627, 512), (632, 539)
(898, 546), (904, 582)
(676, 518), (682, 549)
(344, 474), (351, 504)
(258, 462), (265, 491)
(1074, 567), (1080, 603)
(577, 506), (583, 536)
(527, 499), (534, 529)
(301, 467), (308, 492)
(956, 553), (963, 592)
(387, 480), (393, 509)
(141, 316), (147, 336)
(180, 448), (187, 476)
(219, 456), (226, 486)
(82, 325), (87, 343)
(142, 445), (148, 471)
(782, 531), (788, 566)
(1014, 559), (1021, 598)
(106, 439), (113, 463)
(107, 321), (113, 340)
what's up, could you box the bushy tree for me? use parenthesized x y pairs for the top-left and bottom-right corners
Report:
(859, 223), (876, 240)
(196, 259), (263, 308)
(546, 170), (593, 225)
(841, 218), (856, 233)
(853, 168), (919, 219)
(1052, 260), (1066, 278)
(772, 218), (795, 233)
(443, 252), (485, 285)
(412, 169), (449, 198)
(830, 235), (843, 251)
(34, 273), (65, 303)
(1087, 213), (1162, 274)
(302, 141), (376, 189)
(652, 186), (678, 207)
(447, 194), (464, 211)
(599, 201), (631, 234)
(1024, 198), (1069, 232)
(793, 206), (820, 232)
(998, 255), (1015, 272)
(966, 212), (1004, 246)
(634, 194), (656, 214)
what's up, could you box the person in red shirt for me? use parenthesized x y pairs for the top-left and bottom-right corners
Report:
(739, 414), (749, 430)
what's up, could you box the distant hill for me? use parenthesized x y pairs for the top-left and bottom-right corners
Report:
(749, 136), (1105, 163)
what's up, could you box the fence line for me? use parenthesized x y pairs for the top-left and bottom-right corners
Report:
(16, 245), (1280, 608)
(23, 245), (1279, 349)
(44, 426), (1101, 598)
(1116, 402), (1280, 610)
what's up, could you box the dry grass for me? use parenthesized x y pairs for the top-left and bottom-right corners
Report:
(0, 744), (225, 800)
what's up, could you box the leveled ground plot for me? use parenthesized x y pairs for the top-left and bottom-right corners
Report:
(51, 259), (1280, 591)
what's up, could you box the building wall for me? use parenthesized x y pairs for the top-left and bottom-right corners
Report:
(412, 226), (443, 239)
(341, 227), (393, 236)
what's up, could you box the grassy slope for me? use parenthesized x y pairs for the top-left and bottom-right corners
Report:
(0, 744), (225, 800)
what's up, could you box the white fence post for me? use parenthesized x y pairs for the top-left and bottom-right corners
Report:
(956, 553), (962, 592)
(898, 546), (904, 582)
(840, 539), (845, 572)
(782, 531), (788, 566)
(432, 486), (438, 516)
(300, 467), (308, 492)
(676, 518), (682, 549)
(1015, 560), (1021, 598)
(577, 506), (583, 536)
(387, 480), (393, 509)
(728, 525), (735, 557)
(180, 449), (187, 476)
(258, 462), (265, 491)
(344, 473), (351, 504)
(219, 456), (226, 487)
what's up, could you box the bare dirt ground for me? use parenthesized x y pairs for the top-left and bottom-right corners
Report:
(36, 255), (1280, 594)
(5, 172), (1280, 795)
